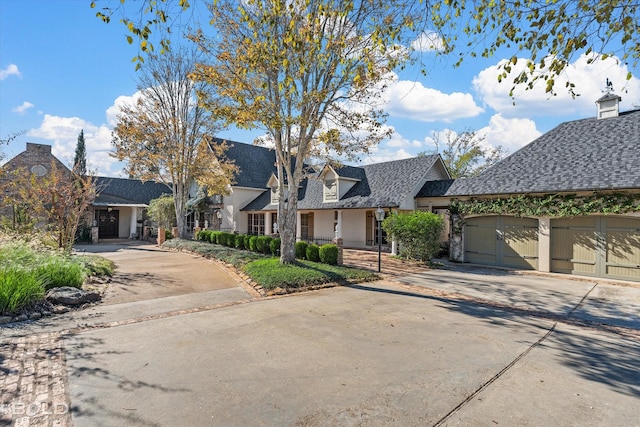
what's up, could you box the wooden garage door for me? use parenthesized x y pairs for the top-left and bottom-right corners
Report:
(551, 216), (640, 281)
(465, 216), (538, 270)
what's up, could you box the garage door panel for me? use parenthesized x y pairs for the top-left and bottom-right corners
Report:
(465, 216), (537, 270)
(465, 221), (497, 265)
(551, 216), (640, 282)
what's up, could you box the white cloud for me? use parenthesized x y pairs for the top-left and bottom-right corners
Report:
(362, 146), (414, 164)
(473, 53), (640, 118)
(411, 31), (445, 52)
(28, 114), (124, 177)
(12, 101), (34, 114)
(106, 91), (143, 127)
(0, 64), (21, 80)
(383, 73), (484, 122)
(477, 114), (542, 153)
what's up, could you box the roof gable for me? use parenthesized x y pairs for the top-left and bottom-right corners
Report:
(95, 177), (170, 205)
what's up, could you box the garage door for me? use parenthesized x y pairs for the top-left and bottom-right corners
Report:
(551, 216), (640, 281)
(465, 216), (539, 270)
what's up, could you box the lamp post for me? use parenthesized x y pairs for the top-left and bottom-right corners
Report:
(375, 206), (385, 272)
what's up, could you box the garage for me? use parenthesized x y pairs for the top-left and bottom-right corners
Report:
(551, 216), (640, 282)
(464, 216), (539, 270)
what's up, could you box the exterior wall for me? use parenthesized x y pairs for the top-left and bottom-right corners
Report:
(224, 187), (265, 232)
(341, 209), (368, 248)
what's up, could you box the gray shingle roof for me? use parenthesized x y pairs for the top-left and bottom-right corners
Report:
(95, 177), (170, 206)
(242, 154), (442, 211)
(446, 109), (640, 196)
(416, 179), (455, 197)
(211, 138), (276, 189)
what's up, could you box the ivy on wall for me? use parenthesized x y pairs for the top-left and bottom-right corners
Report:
(449, 192), (640, 218)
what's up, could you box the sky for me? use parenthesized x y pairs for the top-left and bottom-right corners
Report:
(1, 0), (639, 177)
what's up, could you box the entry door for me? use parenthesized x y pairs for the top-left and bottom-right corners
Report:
(465, 216), (538, 269)
(97, 209), (119, 238)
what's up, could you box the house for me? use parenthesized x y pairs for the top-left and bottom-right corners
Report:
(417, 93), (640, 282)
(212, 140), (451, 251)
(0, 143), (168, 240)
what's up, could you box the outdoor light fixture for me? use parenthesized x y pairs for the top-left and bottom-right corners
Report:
(375, 206), (385, 272)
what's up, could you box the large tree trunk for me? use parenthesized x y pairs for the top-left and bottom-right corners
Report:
(278, 184), (298, 264)
(174, 183), (187, 239)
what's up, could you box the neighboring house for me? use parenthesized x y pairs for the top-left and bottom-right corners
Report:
(418, 93), (640, 282)
(211, 140), (451, 250)
(1, 143), (168, 240)
(92, 177), (169, 239)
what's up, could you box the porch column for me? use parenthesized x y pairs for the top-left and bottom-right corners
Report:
(296, 211), (302, 241)
(335, 210), (343, 239)
(265, 212), (272, 236)
(390, 209), (397, 255)
(129, 207), (138, 238)
(538, 217), (551, 272)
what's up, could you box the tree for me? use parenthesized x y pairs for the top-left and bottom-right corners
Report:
(429, 0), (640, 96)
(382, 211), (444, 263)
(190, 0), (411, 263)
(147, 194), (176, 230)
(74, 130), (87, 176)
(111, 47), (237, 238)
(3, 162), (98, 252)
(422, 129), (505, 178)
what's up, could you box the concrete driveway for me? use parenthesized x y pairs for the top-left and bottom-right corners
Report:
(1, 244), (639, 426)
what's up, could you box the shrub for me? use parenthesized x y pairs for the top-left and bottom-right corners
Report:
(270, 238), (281, 256)
(249, 235), (259, 252)
(243, 234), (252, 250)
(165, 229), (173, 240)
(255, 236), (268, 254)
(225, 232), (236, 247)
(295, 241), (308, 259)
(262, 236), (273, 255)
(319, 244), (339, 265)
(306, 244), (320, 262)
(197, 230), (212, 242)
(234, 234), (245, 249)
(382, 211), (444, 263)
(209, 231), (219, 244)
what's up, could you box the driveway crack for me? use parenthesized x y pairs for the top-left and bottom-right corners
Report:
(433, 323), (557, 426)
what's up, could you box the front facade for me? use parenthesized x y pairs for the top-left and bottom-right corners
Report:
(418, 94), (640, 282)
(211, 140), (451, 250)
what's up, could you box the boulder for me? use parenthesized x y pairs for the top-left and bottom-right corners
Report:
(46, 287), (101, 306)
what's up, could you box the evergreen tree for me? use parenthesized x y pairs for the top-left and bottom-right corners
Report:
(74, 130), (87, 176)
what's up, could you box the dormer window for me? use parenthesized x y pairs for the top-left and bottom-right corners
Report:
(324, 179), (338, 202)
(270, 186), (280, 204)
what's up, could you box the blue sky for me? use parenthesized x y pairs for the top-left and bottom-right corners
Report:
(2, 0), (639, 177)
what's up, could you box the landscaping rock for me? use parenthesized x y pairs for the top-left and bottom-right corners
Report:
(29, 312), (42, 320)
(0, 316), (13, 325)
(53, 306), (70, 314)
(13, 314), (28, 322)
(46, 287), (101, 306)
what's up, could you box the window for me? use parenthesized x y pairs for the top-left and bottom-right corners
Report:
(248, 213), (265, 235)
(324, 179), (338, 202)
(270, 187), (279, 205)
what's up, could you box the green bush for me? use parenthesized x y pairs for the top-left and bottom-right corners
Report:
(249, 236), (259, 252)
(0, 267), (45, 315)
(225, 232), (237, 247)
(243, 234), (252, 250)
(197, 230), (211, 242)
(234, 234), (245, 249)
(295, 241), (308, 259)
(319, 244), (339, 265)
(255, 236), (268, 253)
(306, 244), (320, 262)
(270, 238), (281, 256)
(210, 231), (220, 244)
(165, 229), (173, 240)
(382, 211), (444, 263)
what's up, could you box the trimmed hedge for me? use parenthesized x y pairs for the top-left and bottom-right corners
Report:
(306, 244), (320, 262)
(234, 234), (245, 249)
(295, 241), (308, 259)
(319, 244), (339, 265)
(270, 238), (281, 256)
(249, 235), (259, 252)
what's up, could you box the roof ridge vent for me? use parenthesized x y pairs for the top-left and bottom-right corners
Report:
(595, 78), (621, 119)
